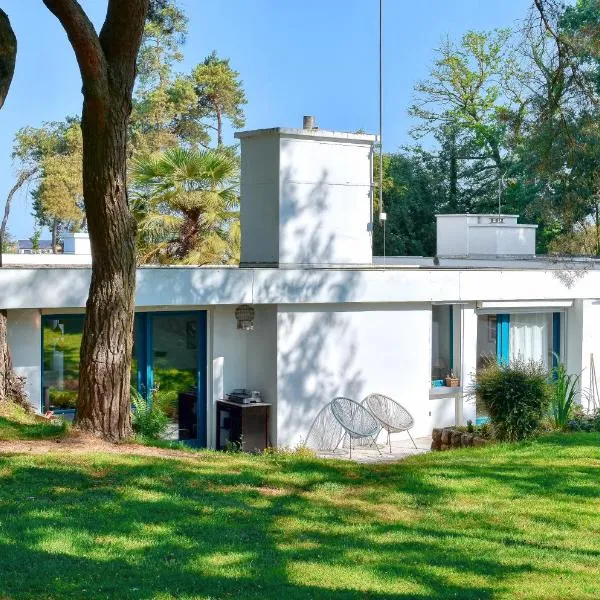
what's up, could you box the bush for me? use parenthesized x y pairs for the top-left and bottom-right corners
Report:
(473, 359), (552, 441)
(131, 387), (169, 439)
(568, 406), (600, 432)
(550, 364), (579, 429)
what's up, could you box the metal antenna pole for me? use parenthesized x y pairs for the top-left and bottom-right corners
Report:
(379, 0), (386, 262)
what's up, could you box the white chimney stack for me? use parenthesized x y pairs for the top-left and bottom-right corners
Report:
(235, 122), (377, 266)
(436, 214), (537, 258)
(63, 232), (91, 255)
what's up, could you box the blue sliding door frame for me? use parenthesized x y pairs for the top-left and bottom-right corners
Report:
(496, 314), (510, 365)
(552, 312), (561, 369)
(133, 311), (207, 447)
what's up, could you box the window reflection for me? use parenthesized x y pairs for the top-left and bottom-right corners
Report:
(42, 315), (85, 411)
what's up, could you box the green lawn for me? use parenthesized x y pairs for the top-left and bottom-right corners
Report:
(0, 401), (68, 440)
(0, 433), (599, 599)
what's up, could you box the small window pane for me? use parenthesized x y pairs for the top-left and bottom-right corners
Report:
(42, 315), (85, 411)
(432, 306), (452, 382)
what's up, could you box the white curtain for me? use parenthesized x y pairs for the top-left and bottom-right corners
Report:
(509, 313), (549, 368)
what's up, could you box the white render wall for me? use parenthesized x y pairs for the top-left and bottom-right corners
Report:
(436, 214), (536, 257)
(236, 128), (376, 266)
(276, 303), (432, 448)
(6, 309), (42, 412)
(209, 305), (278, 447)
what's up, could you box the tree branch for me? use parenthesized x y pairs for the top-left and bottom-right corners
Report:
(0, 8), (17, 110)
(0, 167), (39, 240)
(42, 0), (107, 95)
(99, 0), (148, 69)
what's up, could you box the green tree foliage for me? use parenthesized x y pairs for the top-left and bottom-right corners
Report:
(373, 152), (442, 256)
(389, 3), (600, 256)
(191, 51), (247, 148)
(132, 147), (239, 265)
(11, 120), (84, 250)
(130, 3), (246, 154)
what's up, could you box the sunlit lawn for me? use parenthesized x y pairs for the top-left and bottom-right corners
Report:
(0, 401), (68, 440)
(0, 431), (599, 599)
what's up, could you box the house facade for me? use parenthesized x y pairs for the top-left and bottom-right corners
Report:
(1, 122), (599, 448)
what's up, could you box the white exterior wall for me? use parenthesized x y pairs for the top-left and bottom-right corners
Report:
(276, 303), (432, 448)
(570, 300), (600, 405)
(209, 305), (277, 447)
(437, 214), (536, 257)
(278, 136), (373, 265)
(63, 233), (91, 255)
(460, 305), (478, 424)
(246, 306), (278, 444)
(6, 309), (42, 412)
(238, 135), (280, 265)
(236, 128), (376, 266)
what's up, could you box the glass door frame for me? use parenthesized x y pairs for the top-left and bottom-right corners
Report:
(134, 310), (208, 447)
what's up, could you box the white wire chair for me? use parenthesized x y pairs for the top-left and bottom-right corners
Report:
(330, 397), (382, 458)
(362, 393), (417, 453)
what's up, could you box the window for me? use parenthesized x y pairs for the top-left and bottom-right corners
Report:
(42, 315), (85, 412)
(41, 311), (207, 445)
(476, 312), (561, 369)
(432, 305), (453, 383)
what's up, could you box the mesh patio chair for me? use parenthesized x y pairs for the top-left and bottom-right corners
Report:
(330, 397), (382, 458)
(362, 393), (417, 452)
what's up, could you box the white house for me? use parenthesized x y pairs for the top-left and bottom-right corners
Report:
(1, 120), (599, 448)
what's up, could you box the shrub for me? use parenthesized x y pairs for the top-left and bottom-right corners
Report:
(131, 387), (169, 439)
(473, 359), (552, 441)
(568, 406), (600, 432)
(550, 364), (579, 430)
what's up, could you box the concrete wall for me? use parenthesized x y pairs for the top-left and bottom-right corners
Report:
(209, 305), (278, 447)
(437, 214), (536, 257)
(8, 264), (600, 311)
(238, 135), (280, 265)
(63, 233), (91, 255)
(236, 128), (376, 266)
(276, 303), (432, 448)
(246, 306), (278, 444)
(278, 136), (373, 265)
(6, 309), (42, 412)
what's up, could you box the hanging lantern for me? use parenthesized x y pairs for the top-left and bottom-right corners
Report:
(235, 304), (255, 332)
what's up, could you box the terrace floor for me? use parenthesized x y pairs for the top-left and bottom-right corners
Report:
(317, 435), (432, 463)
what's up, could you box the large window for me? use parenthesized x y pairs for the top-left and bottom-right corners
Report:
(42, 311), (207, 445)
(477, 312), (561, 369)
(432, 305), (453, 382)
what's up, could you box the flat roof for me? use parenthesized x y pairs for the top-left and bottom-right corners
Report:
(3, 255), (600, 271)
(234, 127), (378, 144)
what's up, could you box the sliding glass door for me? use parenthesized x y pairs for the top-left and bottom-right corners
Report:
(150, 313), (203, 442)
(42, 310), (207, 446)
(134, 311), (207, 446)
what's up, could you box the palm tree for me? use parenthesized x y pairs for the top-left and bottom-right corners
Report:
(132, 147), (239, 264)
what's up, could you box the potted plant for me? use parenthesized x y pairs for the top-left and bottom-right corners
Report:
(445, 371), (460, 387)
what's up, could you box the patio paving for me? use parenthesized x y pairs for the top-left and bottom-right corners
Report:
(317, 436), (432, 463)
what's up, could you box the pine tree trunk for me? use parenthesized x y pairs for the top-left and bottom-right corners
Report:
(51, 220), (58, 254)
(43, 0), (148, 440)
(0, 310), (9, 403)
(0, 310), (28, 407)
(75, 87), (137, 439)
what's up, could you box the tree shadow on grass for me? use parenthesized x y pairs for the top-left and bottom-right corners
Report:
(0, 443), (598, 599)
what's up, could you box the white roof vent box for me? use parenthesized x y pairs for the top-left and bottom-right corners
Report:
(436, 214), (537, 258)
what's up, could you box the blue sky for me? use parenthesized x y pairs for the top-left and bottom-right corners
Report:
(0, 0), (530, 239)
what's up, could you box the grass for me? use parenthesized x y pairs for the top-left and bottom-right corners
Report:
(0, 401), (69, 440)
(0, 427), (598, 598)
